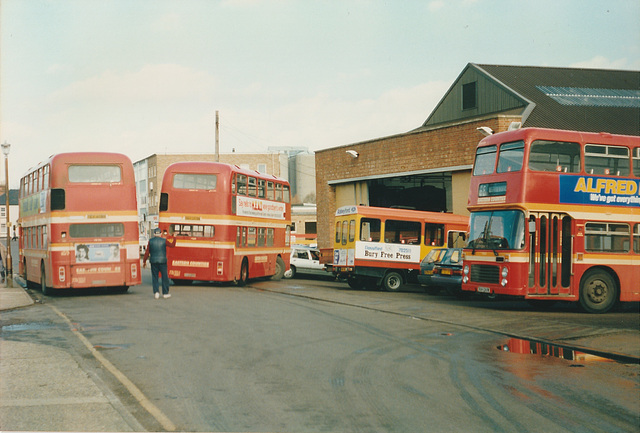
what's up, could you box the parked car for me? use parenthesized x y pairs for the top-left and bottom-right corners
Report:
(430, 248), (464, 296)
(418, 248), (448, 294)
(284, 245), (331, 279)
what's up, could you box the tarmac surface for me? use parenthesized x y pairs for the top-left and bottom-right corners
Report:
(0, 276), (145, 432)
(1, 274), (639, 431)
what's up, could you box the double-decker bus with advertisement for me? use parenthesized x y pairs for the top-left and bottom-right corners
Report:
(18, 153), (141, 294)
(158, 162), (291, 285)
(462, 127), (640, 313)
(332, 205), (468, 291)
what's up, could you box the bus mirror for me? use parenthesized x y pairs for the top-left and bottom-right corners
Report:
(528, 221), (536, 233)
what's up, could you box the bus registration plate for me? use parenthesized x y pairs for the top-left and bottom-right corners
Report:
(478, 286), (491, 294)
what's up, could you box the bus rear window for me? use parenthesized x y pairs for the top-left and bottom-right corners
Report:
(70, 223), (124, 238)
(69, 165), (121, 183)
(173, 173), (217, 190)
(528, 140), (580, 173)
(171, 224), (214, 238)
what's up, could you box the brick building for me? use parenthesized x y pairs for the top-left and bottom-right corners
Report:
(315, 63), (640, 250)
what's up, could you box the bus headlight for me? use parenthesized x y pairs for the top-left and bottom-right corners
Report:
(501, 267), (508, 286)
(463, 265), (470, 283)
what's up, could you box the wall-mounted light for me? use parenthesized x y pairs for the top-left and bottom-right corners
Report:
(346, 150), (359, 158)
(476, 127), (493, 137)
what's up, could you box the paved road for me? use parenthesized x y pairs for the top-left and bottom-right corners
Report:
(1, 274), (638, 432)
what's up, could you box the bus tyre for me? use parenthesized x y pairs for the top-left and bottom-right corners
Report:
(271, 256), (286, 281)
(579, 269), (617, 314)
(40, 263), (50, 296)
(238, 259), (249, 286)
(382, 271), (403, 292)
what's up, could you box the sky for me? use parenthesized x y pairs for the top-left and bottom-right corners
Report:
(1, 0), (639, 188)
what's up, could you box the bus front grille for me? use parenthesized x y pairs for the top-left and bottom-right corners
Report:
(470, 264), (500, 284)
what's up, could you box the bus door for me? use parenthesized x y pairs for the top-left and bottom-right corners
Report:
(528, 213), (572, 295)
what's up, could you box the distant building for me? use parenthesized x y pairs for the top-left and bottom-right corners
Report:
(315, 63), (640, 250)
(0, 189), (19, 239)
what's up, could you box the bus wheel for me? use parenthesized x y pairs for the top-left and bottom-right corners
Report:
(382, 271), (403, 292)
(40, 263), (50, 296)
(271, 256), (286, 281)
(579, 269), (617, 314)
(238, 259), (249, 286)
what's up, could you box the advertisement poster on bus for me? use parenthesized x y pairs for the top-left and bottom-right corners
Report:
(355, 242), (421, 264)
(560, 175), (640, 207)
(75, 243), (121, 263)
(235, 196), (286, 219)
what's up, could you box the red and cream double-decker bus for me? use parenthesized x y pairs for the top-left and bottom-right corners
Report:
(158, 162), (291, 285)
(462, 127), (640, 313)
(18, 153), (141, 294)
(332, 206), (468, 291)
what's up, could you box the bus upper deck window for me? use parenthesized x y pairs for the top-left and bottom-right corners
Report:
(267, 181), (275, 200)
(633, 148), (640, 177)
(497, 141), (524, 173)
(473, 145), (497, 175)
(529, 140), (580, 173)
(585, 144), (630, 176)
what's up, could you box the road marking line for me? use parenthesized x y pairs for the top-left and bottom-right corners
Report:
(50, 304), (177, 431)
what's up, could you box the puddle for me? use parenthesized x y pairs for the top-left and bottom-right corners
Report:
(94, 343), (131, 350)
(2, 322), (58, 332)
(498, 338), (615, 363)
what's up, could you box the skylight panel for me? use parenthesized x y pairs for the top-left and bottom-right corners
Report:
(537, 86), (640, 108)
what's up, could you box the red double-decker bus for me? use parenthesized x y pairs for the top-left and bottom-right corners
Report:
(158, 162), (291, 284)
(462, 127), (640, 313)
(18, 153), (141, 294)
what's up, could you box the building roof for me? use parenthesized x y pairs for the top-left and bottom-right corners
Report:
(421, 63), (640, 136)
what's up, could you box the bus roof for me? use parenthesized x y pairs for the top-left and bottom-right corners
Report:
(335, 205), (469, 225)
(23, 152), (133, 177)
(477, 127), (640, 148)
(163, 161), (288, 183)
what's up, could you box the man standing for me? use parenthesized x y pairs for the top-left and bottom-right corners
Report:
(142, 228), (176, 299)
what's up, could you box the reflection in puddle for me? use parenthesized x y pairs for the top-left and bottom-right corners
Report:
(2, 322), (57, 331)
(93, 343), (131, 350)
(498, 338), (615, 363)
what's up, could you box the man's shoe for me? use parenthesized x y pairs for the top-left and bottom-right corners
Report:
(154, 292), (160, 299)
(163, 294), (171, 299)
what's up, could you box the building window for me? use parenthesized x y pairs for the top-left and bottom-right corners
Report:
(257, 163), (267, 173)
(462, 82), (477, 110)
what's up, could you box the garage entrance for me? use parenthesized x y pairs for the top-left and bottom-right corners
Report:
(367, 172), (452, 212)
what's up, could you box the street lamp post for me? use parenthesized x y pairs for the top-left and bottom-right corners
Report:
(1, 141), (12, 287)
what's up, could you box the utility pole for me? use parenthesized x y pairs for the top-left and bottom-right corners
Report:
(215, 110), (220, 162)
